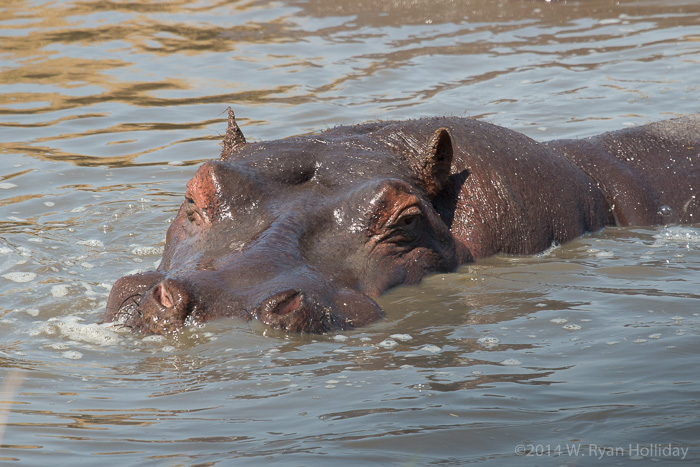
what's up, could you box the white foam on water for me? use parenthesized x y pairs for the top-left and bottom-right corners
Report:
(131, 246), (164, 256)
(51, 284), (70, 298)
(550, 318), (568, 324)
(563, 324), (582, 331)
(2, 272), (36, 283)
(654, 226), (700, 246)
(62, 350), (83, 360)
(390, 333), (412, 341)
(500, 358), (522, 366)
(80, 282), (104, 298)
(378, 338), (398, 349)
(420, 344), (442, 353)
(477, 336), (500, 347)
(0, 182), (17, 189)
(536, 241), (560, 257)
(37, 317), (121, 346)
(77, 239), (104, 248)
(142, 335), (165, 343)
(17, 246), (32, 257)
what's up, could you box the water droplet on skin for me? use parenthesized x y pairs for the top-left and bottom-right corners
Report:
(658, 205), (673, 216)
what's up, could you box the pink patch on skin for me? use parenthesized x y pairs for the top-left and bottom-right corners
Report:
(157, 284), (174, 308)
(276, 294), (302, 315)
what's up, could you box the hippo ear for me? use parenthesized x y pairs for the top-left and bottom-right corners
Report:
(420, 127), (454, 198)
(220, 107), (246, 160)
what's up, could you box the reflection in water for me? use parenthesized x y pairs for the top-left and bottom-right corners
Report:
(1, 0), (699, 464)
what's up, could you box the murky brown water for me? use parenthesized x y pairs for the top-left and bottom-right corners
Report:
(1, 0), (699, 465)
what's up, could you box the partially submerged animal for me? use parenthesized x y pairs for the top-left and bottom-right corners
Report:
(105, 109), (699, 334)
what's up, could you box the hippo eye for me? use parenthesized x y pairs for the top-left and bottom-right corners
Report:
(184, 197), (196, 221)
(184, 196), (206, 225)
(389, 207), (422, 242)
(396, 213), (419, 229)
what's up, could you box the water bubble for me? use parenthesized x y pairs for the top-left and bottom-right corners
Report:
(378, 338), (398, 349)
(658, 205), (673, 216)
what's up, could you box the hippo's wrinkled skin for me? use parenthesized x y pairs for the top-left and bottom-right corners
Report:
(105, 110), (699, 334)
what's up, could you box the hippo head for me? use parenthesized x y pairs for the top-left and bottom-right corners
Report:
(105, 110), (471, 334)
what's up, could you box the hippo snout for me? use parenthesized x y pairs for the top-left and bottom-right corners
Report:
(104, 272), (194, 334)
(105, 271), (385, 335)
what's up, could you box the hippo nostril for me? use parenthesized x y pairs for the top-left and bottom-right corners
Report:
(138, 279), (193, 335)
(274, 293), (303, 315)
(152, 279), (190, 311)
(263, 290), (303, 316)
(156, 283), (175, 308)
(257, 289), (330, 333)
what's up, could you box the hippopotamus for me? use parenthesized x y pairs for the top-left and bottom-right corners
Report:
(105, 109), (699, 334)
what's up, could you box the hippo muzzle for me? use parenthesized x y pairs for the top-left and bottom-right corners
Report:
(105, 268), (386, 335)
